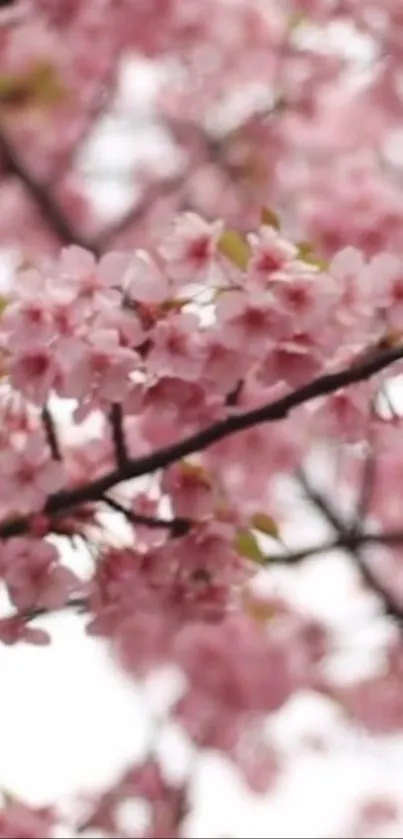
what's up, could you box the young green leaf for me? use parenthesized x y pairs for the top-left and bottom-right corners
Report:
(233, 527), (266, 564)
(218, 229), (251, 270)
(250, 512), (280, 540)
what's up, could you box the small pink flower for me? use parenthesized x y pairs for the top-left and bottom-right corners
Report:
(174, 612), (298, 714)
(248, 225), (297, 279)
(0, 616), (50, 646)
(312, 385), (372, 442)
(61, 330), (138, 403)
(122, 251), (168, 303)
(202, 335), (248, 395)
(159, 212), (223, 284)
(0, 435), (66, 514)
(0, 800), (55, 837)
(257, 336), (322, 388)
(216, 289), (287, 356)
(269, 262), (339, 333)
(2, 536), (79, 611)
(10, 346), (59, 404)
(161, 461), (216, 519)
(147, 312), (204, 380)
(55, 245), (125, 314)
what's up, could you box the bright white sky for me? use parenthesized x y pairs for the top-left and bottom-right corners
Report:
(1, 39), (403, 839)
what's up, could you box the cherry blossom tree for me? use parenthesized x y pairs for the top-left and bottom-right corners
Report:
(2, 1), (403, 837)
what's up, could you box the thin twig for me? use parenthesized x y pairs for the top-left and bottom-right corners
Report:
(96, 173), (185, 249)
(296, 467), (343, 532)
(41, 404), (62, 461)
(109, 403), (128, 469)
(298, 472), (403, 625)
(0, 124), (96, 251)
(270, 530), (403, 565)
(22, 596), (88, 624)
(102, 494), (191, 536)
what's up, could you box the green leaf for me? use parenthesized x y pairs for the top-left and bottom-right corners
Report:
(250, 512), (280, 540)
(296, 241), (328, 271)
(218, 229), (251, 271)
(260, 206), (280, 230)
(233, 527), (266, 564)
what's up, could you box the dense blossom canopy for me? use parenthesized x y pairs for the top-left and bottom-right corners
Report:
(2, 1), (403, 837)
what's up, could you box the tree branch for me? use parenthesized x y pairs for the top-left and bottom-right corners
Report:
(270, 530), (403, 565)
(41, 404), (62, 461)
(96, 173), (185, 249)
(102, 495), (191, 536)
(109, 403), (128, 469)
(0, 343), (402, 540)
(298, 472), (403, 625)
(0, 124), (96, 251)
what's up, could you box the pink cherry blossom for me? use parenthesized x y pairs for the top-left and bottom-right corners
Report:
(161, 461), (216, 519)
(146, 312), (204, 381)
(122, 251), (169, 304)
(174, 612), (301, 714)
(1, 536), (80, 611)
(10, 346), (60, 404)
(0, 800), (55, 838)
(54, 246), (123, 315)
(0, 433), (66, 514)
(159, 212), (224, 284)
(0, 616), (50, 646)
(216, 288), (288, 357)
(248, 225), (298, 280)
(60, 329), (138, 404)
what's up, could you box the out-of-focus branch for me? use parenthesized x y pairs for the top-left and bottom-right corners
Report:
(270, 529), (403, 565)
(298, 471), (403, 625)
(96, 172), (186, 249)
(0, 123), (96, 250)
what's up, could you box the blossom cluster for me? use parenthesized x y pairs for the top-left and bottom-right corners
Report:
(0, 211), (401, 835)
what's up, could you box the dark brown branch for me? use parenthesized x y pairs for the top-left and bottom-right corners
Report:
(0, 124), (96, 251)
(298, 473), (403, 625)
(109, 403), (128, 469)
(41, 404), (62, 461)
(296, 468), (343, 532)
(102, 495), (191, 536)
(0, 343), (403, 540)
